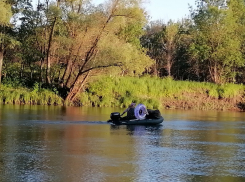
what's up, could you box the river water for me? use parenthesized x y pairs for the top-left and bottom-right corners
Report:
(0, 105), (245, 182)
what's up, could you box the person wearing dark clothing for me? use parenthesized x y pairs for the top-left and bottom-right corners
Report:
(121, 102), (136, 120)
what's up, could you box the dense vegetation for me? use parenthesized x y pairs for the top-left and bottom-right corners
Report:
(1, 0), (245, 110)
(79, 76), (245, 111)
(0, 83), (62, 105)
(1, 76), (245, 111)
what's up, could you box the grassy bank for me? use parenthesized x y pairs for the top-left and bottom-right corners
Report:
(79, 76), (245, 111)
(0, 83), (63, 105)
(1, 76), (245, 111)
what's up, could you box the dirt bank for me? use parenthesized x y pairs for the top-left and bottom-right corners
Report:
(161, 92), (245, 111)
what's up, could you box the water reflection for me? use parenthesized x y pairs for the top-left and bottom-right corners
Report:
(0, 105), (245, 181)
(126, 125), (163, 135)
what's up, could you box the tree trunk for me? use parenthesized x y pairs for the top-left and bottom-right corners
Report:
(46, 55), (51, 84)
(166, 58), (171, 76)
(61, 33), (86, 88)
(166, 47), (173, 77)
(46, 0), (60, 84)
(61, 59), (73, 86)
(39, 57), (44, 87)
(64, 0), (119, 102)
(0, 50), (3, 85)
(209, 61), (219, 84)
(155, 60), (160, 76)
(65, 65), (74, 87)
(65, 74), (85, 102)
(214, 63), (218, 83)
(69, 71), (90, 102)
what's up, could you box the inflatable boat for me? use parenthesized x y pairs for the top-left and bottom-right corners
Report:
(107, 104), (164, 125)
(107, 114), (164, 125)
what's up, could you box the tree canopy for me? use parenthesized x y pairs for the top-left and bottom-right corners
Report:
(2, 0), (245, 104)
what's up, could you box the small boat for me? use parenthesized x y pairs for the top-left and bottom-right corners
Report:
(108, 116), (164, 125)
(107, 109), (164, 125)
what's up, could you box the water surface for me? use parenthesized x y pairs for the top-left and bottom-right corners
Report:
(0, 105), (245, 182)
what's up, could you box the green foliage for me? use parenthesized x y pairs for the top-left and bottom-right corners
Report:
(207, 88), (219, 99)
(2, 62), (22, 82)
(80, 76), (245, 109)
(216, 84), (244, 98)
(0, 83), (63, 105)
(141, 21), (181, 77)
(0, 1), (12, 25)
(189, 0), (245, 83)
(3, 0), (245, 103)
(116, 5), (147, 48)
(96, 33), (154, 76)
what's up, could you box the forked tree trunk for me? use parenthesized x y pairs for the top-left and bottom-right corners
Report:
(64, 0), (122, 102)
(209, 61), (219, 84)
(65, 71), (90, 102)
(61, 34), (86, 88)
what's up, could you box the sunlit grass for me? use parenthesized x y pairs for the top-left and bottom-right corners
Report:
(79, 76), (245, 109)
(1, 76), (244, 110)
(0, 84), (63, 105)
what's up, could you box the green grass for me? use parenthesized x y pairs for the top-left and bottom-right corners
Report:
(78, 76), (245, 109)
(0, 83), (63, 105)
(1, 76), (244, 110)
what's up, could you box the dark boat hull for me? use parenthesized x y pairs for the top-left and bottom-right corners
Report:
(108, 116), (164, 125)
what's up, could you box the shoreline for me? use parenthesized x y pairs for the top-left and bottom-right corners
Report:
(0, 97), (244, 112)
(1, 76), (245, 112)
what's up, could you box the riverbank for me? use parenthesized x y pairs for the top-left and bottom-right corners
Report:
(0, 83), (63, 105)
(162, 92), (243, 111)
(1, 76), (245, 111)
(80, 76), (245, 111)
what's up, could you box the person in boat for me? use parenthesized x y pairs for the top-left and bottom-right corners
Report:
(121, 102), (136, 120)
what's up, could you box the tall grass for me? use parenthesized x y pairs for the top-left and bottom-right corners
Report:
(78, 76), (245, 109)
(1, 76), (244, 109)
(0, 83), (63, 105)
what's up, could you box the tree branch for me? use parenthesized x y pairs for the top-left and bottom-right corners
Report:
(79, 62), (123, 75)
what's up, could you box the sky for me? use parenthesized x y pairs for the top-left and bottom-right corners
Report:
(92, 0), (197, 22)
(32, 0), (197, 22)
(146, 0), (197, 21)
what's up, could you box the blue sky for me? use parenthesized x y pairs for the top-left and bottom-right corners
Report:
(32, 0), (197, 21)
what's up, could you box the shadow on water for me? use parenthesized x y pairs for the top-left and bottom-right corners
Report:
(110, 124), (164, 138)
(126, 125), (162, 135)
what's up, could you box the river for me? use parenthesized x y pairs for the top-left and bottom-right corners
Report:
(0, 105), (245, 182)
